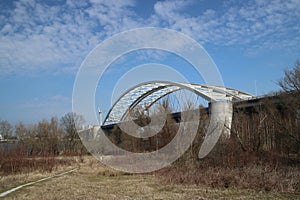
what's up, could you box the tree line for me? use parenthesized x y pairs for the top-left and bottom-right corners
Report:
(0, 112), (85, 155)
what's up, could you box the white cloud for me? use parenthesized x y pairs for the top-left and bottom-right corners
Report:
(153, 0), (191, 21)
(0, 0), (147, 76)
(51, 95), (71, 103)
(19, 94), (71, 109)
(156, 0), (300, 54)
(0, 0), (299, 76)
(15, 94), (72, 123)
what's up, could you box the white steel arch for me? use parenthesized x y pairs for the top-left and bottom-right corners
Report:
(103, 81), (254, 125)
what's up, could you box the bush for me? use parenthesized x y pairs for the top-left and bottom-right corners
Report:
(0, 143), (74, 175)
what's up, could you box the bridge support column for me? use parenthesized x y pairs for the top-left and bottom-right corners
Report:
(209, 101), (233, 138)
(198, 101), (233, 158)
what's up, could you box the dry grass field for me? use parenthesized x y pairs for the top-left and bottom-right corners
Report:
(1, 156), (299, 200)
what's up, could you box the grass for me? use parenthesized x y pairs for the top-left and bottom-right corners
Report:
(0, 156), (78, 194)
(155, 164), (300, 193)
(1, 156), (299, 199)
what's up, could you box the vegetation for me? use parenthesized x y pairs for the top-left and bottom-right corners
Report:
(2, 156), (297, 199)
(106, 99), (179, 152)
(108, 61), (300, 193)
(155, 62), (299, 193)
(277, 60), (300, 93)
(0, 120), (13, 140)
(0, 61), (299, 197)
(0, 112), (86, 175)
(60, 112), (85, 154)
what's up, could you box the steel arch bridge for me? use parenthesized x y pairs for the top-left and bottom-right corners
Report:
(103, 81), (254, 126)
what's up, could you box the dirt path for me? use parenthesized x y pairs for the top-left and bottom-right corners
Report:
(1, 157), (297, 199)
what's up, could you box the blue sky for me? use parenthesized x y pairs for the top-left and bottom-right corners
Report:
(0, 0), (299, 125)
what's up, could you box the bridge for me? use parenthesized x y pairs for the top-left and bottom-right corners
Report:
(83, 81), (254, 157)
(101, 81), (254, 136)
(78, 81), (255, 171)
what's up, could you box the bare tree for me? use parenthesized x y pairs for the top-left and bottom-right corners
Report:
(49, 117), (62, 154)
(15, 122), (28, 140)
(0, 120), (13, 140)
(34, 118), (61, 155)
(277, 60), (300, 93)
(60, 112), (85, 153)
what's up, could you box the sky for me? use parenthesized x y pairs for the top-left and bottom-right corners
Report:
(0, 0), (299, 125)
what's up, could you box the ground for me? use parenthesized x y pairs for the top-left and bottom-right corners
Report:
(1, 156), (299, 200)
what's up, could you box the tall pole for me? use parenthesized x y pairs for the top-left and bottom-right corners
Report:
(255, 80), (258, 96)
(98, 107), (102, 126)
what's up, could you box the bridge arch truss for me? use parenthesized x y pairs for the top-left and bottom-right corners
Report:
(103, 81), (254, 125)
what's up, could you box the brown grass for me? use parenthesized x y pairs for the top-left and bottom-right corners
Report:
(154, 138), (300, 195)
(1, 156), (299, 199)
(0, 144), (77, 176)
(155, 164), (300, 193)
(0, 156), (78, 194)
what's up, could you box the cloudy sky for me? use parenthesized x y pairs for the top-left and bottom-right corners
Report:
(0, 0), (299, 124)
